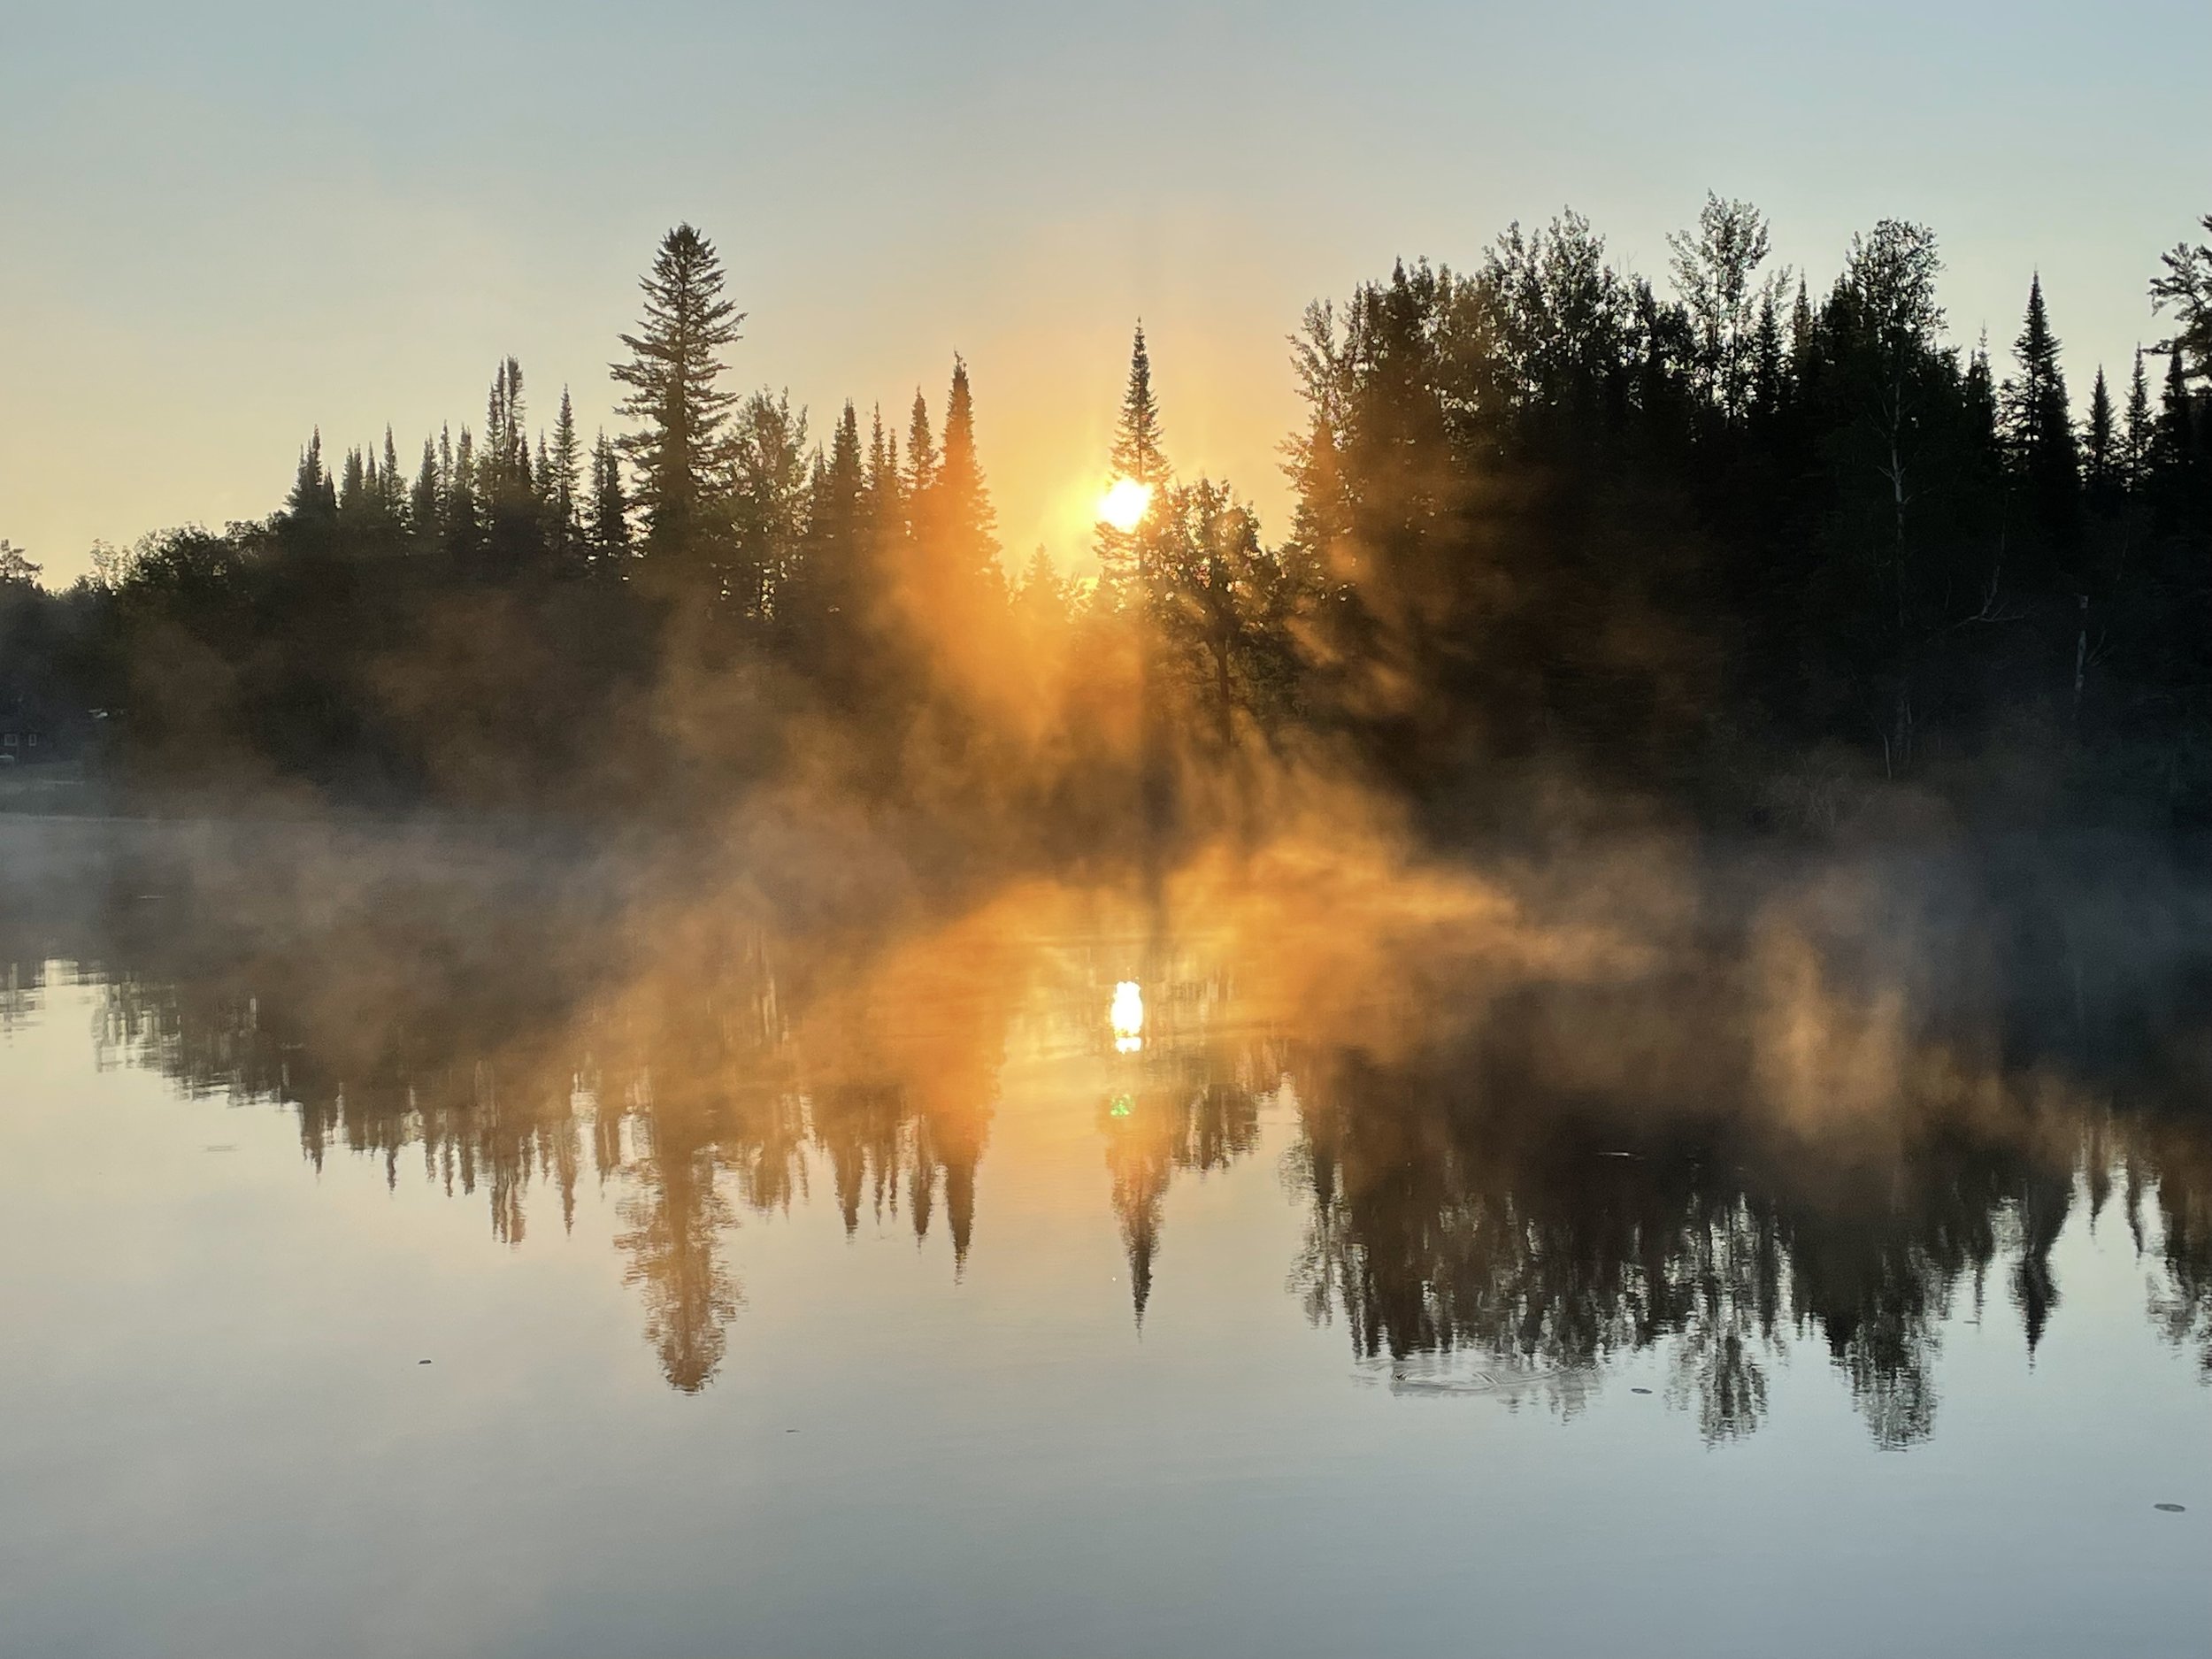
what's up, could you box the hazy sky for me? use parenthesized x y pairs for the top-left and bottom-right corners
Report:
(3, 0), (2206, 584)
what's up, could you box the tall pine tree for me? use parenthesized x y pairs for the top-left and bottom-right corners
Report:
(2122, 349), (2155, 492)
(2001, 276), (2078, 487)
(935, 356), (1001, 595)
(1097, 325), (1170, 607)
(790, 402), (867, 656)
(613, 225), (745, 581)
(286, 429), (338, 526)
(445, 427), (482, 566)
(2001, 274), (2079, 550)
(904, 389), (938, 518)
(548, 387), (583, 560)
(410, 438), (442, 550)
(2083, 366), (2118, 508)
(588, 433), (632, 567)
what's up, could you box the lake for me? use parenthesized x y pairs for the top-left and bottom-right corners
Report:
(1, 817), (2205, 1657)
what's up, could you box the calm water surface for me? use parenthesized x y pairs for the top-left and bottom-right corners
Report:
(0, 819), (2206, 1657)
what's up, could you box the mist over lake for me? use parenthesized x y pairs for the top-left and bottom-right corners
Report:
(5, 6), (2212, 1647)
(2, 812), (2207, 1655)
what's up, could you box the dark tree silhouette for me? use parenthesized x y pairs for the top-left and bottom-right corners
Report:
(614, 224), (745, 588)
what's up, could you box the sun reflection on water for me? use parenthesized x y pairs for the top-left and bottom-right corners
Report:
(1110, 979), (1144, 1053)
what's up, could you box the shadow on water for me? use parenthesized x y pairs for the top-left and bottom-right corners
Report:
(2, 815), (2208, 1429)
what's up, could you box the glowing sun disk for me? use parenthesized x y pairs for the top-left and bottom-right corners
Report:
(1097, 479), (1152, 533)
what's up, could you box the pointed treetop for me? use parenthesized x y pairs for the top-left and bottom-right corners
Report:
(2153, 348), (2193, 472)
(288, 427), (337, 520)
(1111, 323), (1169, 487)
(945, 354), (977, 449)
(940, 357), (989, 503)
(613, 223), (746, 558)
(936, 354), (1000, 574)
(2087, 365), (2113, 426)
(2015, 272), (2056, 366)
(2084, 366), (2118, 495)
(830, 399), (864, 482)
(2001, 273), (2075, 488)
(906, 388), (938, 499)
(865, 403), (895, 496)
(2122, 349), (2155, 485)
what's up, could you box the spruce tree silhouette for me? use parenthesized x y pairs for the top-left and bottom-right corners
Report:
(614, 224), (745, 597)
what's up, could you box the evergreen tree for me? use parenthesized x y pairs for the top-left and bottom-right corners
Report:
(2083, 366), (2118, 507)
(1016, 545), (1066, 622)
(477, 357), (544, 574)
(1749, 292), (1786, 419)
(484, 357), (527, 497)
(1788, 277), (1815, 371)
(2151, 349), (2194, 486)
(2142, 348), (2204, 544)
(1098, 325), (1170, 605)
(548, 388), (582, 557)
(904, 389), (938, 512)
(411, 439), (442, 549)
(1281, 399), (1350, 595)
(935, 356), (1001, 593)
(57, 195), (2212, 834)
(588, 433), (632, 566)
(337, 445), (369, 525)
(2122, 349), (2155, 491)
(613, 224), (745, 577)
(286, 429), (338, 525)
(2001, 274), (2078, 503)
(381, 427), (405, 525)
(864, 403), (902, 534)
(789, 402), (866, 649)
(1110, 324), (1169, 486)
(445, 427), (482, 565)
(1963, 342), (2001, 456)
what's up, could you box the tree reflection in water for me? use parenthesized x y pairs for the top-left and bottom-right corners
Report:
(1286, 1060), (2099, 1446)
(1096, 954), (1272, 1320)
(15, 821), (2212, 1421)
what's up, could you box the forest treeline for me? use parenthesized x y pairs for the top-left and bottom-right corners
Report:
(4, 204), (2210, 844)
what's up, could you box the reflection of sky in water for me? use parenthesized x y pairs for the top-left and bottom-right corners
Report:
(0, 820), (2207, 1656)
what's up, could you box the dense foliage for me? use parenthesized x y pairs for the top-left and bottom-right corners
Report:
(4, 207), (2208, 839)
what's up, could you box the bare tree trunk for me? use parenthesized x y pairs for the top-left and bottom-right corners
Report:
(2073, 595), (2089, 734)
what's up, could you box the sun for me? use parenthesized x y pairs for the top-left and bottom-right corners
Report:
(1096, 478), (1152, 533)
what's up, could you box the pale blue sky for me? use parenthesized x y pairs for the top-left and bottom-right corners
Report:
(3, 0), (2206, 581)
